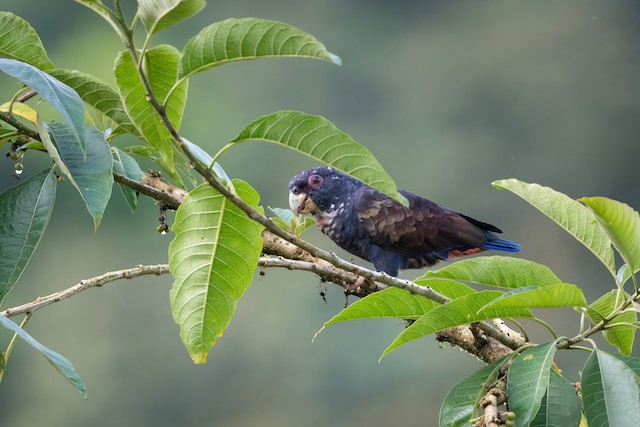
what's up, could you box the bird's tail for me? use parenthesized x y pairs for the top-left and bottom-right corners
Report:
(480, 238), (521, 253)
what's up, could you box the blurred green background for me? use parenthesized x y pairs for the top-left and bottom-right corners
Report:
(1, 1), (639, 426)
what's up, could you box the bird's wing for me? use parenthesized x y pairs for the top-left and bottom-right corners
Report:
(354, 187), (491, 254)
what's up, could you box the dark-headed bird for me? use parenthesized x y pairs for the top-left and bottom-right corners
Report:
(288, 167), (520, 277)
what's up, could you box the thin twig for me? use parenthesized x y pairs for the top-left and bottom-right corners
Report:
(0, 264), (169, 318)
(0, 110), (40, 140)
(16, 90), (38, 104)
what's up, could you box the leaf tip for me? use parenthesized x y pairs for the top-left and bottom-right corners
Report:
(328, 52), (342, 66)
(312, 326), (326, 343)
(396, 192), (409, 207)
(191, 353), (208, 364)
(491, 179), (510, 190)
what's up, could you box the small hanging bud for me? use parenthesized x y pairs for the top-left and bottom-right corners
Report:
(14, 162), (24, 175)
(157, 205), (170, 234)
(157, 223), (169, 234)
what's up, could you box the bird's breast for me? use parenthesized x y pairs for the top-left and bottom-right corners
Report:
(314, 205), (371, 261)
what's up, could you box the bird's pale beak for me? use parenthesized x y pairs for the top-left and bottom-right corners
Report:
(289, 192), (315, 215)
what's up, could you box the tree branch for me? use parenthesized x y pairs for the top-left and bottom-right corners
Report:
(127, 171), (523, 362)
(0, 56), (523, 361)
(0, 264), (169, 318)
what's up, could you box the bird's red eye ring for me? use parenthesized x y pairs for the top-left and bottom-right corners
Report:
(308, 174), (322, 189)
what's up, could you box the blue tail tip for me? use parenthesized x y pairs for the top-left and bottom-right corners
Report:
(481, 239), (521, 253)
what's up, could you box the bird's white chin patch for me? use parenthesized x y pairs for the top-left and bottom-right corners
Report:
(289, 192), (319, 216)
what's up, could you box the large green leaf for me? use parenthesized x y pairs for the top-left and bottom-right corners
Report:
(47, 69), (132, 130)
(611, 353), (640, 376)
(231, 110), (407, 205)
(580, 197), (640, 275)
(493, 179), (615, 274)
(382, 290), (533, 358)
(481, 283), (587, 311)
(440, 355), (512, 427)
(169, 179), (264, 363)
(0, 169), (56, 304)
(530, 371), (581, 427)
(315, 279), (476, 340)
(582, 349), (640, 426)
(179, 17), (340, 80)
(111, 147), (142, 212)
(0, 12), (54, 70)
(114, 45), (189, 173)
(507, 341), (559, 427)
(0, 58), (87, 154)
(425, 256), (561, 289)
(45, 123), (113, 230)
(585, 290), (636, 356)
(0, 315), (86, 397)
(138, 0), (206, 35)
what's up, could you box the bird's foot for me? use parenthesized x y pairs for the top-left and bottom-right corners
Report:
(349, 275), (367, 292)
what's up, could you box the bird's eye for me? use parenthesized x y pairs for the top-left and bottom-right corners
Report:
(308, 174), (323, 189)
(291, 187), (299, 195)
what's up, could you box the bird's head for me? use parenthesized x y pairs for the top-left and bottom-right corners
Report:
(288, 167), (359, 216)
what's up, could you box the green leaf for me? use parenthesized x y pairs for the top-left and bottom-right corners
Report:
(268, 207), (316, 237)
(481, 283), (587, 311)
(580, 197), (640, 274)
(114, 45), (188, 173)
(47, 69), (133, 131)
(0, 12), (54, 70)
(530, 371), (581, 427)
(582, 349), (640, 426)
(507, 341), (559, 427)
(493, 179), (615, 274)
(617, 264), (632, 286)
(318, 288), (438, 336)
(269, 207), (296, 228)
(440, 355), (513, 427)
(138, 0), (206, 35)
(414, 278), (479, 299)
(179, 17), (340, 80)
(0, 58), (87, 154)
(294, 216), (316, 237)
(231, 110), (407, 205)
(73, 1), (126, 41)
(0, 169), (56, 304)
(316, 279), (476, 339)
(425, 256), (561, 289)
(111, 147), (142, 211)
(181, 137), (230, 182)
(0, 315), (86, 397)
(382, 290), (533, 358)
(585, 290), (636, 356)
(46, 123), (113, 230)
(611, 353), (640, 376)
(169, 179), (264, 363)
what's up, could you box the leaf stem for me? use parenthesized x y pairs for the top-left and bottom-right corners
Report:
(0, 313), (31, 383)
(210, 142), (236, 168)
(561, 289), (640, 348)
(529, 317), (558, 340)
